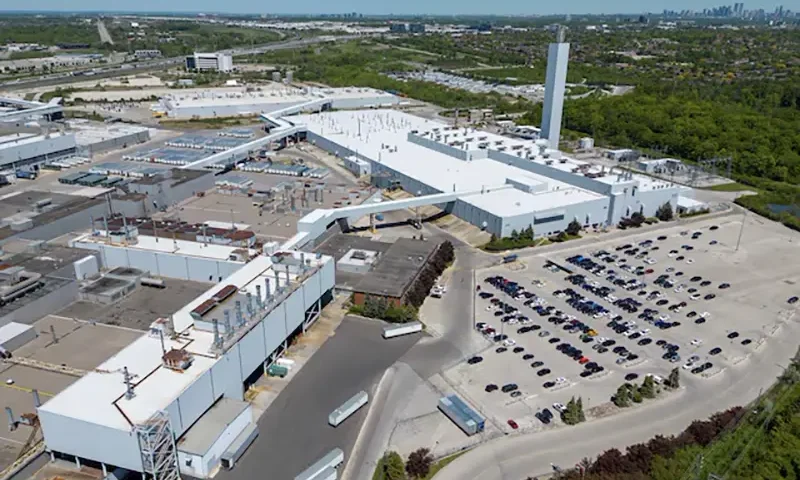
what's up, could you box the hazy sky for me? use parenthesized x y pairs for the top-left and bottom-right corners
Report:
(3, 0), (797, 15)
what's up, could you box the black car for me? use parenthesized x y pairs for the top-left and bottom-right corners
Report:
(727, 331), (740, 339)
(501, 383), (519, 393)
(537, 368), (552, 376)
(580, 370), (594, 377)
(695, 318), (706, 325)
(704, 294), (716, 300)
(638, 338), (653, 346)
(549, 337), (561, 344)
(741, 339), (752, 346)
(543, 381), (556, 388)
(700, 281), (712, 287)
(691, 276), (702, 282)
(709, 347), (722, 355)
(531, 361), (545, 368)
(676, 256), (685, 261)
(710, 225), (719, 230)
(485, 384), (498, 392)
(625, 373), (639, 381)
(496, 347), (508, 353)
(536, 411), (551, 424)
(658, 235), (667, 240)
(719, 283), (731, 289)
(656, 339), (667, 346)
(523, 353), (535, 360)
(687, 311), (697, 318)
(613, 345), (626, 354)
(597, 347), (609, 353)
(789, 296), (799, 304)
(657, 299), (669, 306)
(467, 356), (483, 364)
(493, 334), (509, 342)
(627, 353), (639, 361)
(602, 339), (616, 347)
(675, 271), (685, 277)
(513, 346), (525, 353)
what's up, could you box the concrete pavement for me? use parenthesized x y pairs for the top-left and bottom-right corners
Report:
(434, 314), (799, 479)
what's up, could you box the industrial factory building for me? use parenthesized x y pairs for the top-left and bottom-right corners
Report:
(38, 247), (335, 478)
(297, 109), (691, 237)
(158, 86), (401, 119)
(185, 52), (233, 72)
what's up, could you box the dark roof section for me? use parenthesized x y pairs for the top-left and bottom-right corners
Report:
(352, 238), (438, 299)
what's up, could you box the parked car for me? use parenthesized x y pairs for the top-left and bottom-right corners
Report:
(507, 419), (519, 429)
(485, 384), (498, 392)
(467, 356), (483, 364)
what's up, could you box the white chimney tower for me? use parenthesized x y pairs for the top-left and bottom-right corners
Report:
(541, 25), (570, 150)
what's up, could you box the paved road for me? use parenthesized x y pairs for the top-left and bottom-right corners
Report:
(218, 316), (420, 480)
(97, 20), (114, 45)
(0, 35), (356, 92)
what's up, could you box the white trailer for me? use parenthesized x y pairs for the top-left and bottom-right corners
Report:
(328, 391), (368, 427)
(295, 448), (344, 480)
(382, 321), (423, 339)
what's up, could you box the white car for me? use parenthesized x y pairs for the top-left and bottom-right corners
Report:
(555, 377), (567, 384)
(699, 311), (711, 318)
(690, 339), (703, 346)
(690, 293), (702, 300)
(686, 258), (695, 264)
(508, 318), (518, 325)
(646, 373), (664, 384)
(683, 362), (695, 370)
(668, 252), (677, 258)
(674, 286), (684, 293)
(645, 258), (657, 265)
(639, 328), (651, 335)
(659, 314), (670, 321)
(503, 338), (516, 347)
(553, 402), (566, 413)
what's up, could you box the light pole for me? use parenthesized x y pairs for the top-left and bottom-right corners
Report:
(735, 209), (746, 252)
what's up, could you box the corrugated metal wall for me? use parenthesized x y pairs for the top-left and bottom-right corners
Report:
(38, 409), (144, 472)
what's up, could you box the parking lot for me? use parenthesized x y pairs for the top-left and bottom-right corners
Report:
(444, 214), (800, 434)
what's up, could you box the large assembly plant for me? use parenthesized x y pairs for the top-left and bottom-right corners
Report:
(0, 26), (748, 480)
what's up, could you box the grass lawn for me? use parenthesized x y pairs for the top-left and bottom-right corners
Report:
(705, 182), (761, 193)
(423, 451), (468, 479)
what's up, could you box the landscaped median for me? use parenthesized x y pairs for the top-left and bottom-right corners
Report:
(372, 449), (468, 480)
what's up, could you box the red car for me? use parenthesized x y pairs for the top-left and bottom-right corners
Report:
(578, 356), (590, 364)
(507, 419), (519, 429)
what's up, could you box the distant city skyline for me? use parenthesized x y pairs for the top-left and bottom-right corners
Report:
(1, 0), (797, 16)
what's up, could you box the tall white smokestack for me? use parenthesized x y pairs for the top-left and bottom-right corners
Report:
(541, 25), (570, 150)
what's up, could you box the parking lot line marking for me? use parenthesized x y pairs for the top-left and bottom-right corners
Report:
(1, 383), (54, 398)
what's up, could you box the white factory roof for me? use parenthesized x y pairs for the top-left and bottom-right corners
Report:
(163, 86), (395, 109)
(67, 121), (150, 146)
(39, 250), (329, 431)
(295, 110), (606, 214)
(0, 131), (70, 151)
(72, 232), (256, 262)
(38, 327), (217, 431)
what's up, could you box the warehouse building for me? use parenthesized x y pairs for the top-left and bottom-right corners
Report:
(186, 52), (233, 72)
(38, 248), (335, 478)
(159, 87), (400, 119)
(68, 226), (256, 283)
(0, 131), (77, 170)
(297, 109), (689, 237)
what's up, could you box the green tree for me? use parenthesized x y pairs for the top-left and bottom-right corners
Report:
(565, 219), (582, 236)
(656, 202), (674, 221)
(521, 225), (534, 240)
(510, 229), (520, 241)
(630, 211), (646, 227)
(613, 385), (631, 407)
(562, 397), (580, 425)
(632, 389), (644, 403)
(576, 396), (586, 422)
(641, 375), (657, 399)
(666, 368), (681, 389)
(375, 451), (406, 480)
(406, 448), (433, 479)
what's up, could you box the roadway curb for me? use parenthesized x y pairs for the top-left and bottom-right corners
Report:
(341, 364), (397, 480)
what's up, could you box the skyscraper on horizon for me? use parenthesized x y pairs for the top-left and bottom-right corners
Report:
(541, 26), (570, 150)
